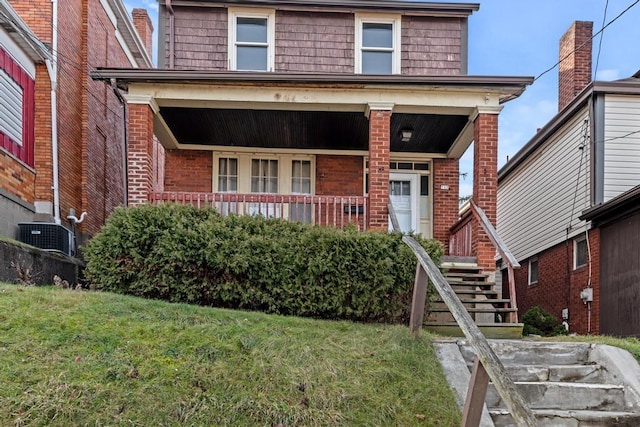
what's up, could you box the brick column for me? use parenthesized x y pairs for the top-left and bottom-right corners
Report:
(367, 105), (392, 230)
(473, 113), (499, 273)
(127, 102), (155, 205)
(432, 158), (459, 253)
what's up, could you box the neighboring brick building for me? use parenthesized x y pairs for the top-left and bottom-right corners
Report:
(497, 21), (640, 335)
(93, 0), (534, 273)
(0, 0), (152, 248)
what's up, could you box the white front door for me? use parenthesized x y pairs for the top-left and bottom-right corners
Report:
(389, 173), (419, 233)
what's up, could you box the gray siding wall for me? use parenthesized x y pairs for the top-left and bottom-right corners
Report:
(167, 7), (228, 70)
(165, 6), (464, 75)
(0, 191), (34, 240)
(603, 94), (640, 202)
(275, 11), (354, 73)
(497, 108), (591, 262)
(401, 16), (462, 75)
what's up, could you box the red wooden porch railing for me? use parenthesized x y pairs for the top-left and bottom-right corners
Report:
(149, 191), (368, 230)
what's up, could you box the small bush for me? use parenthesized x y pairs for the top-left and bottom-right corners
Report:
(84, 204), (443, 323)
(522, 305), (568, 336)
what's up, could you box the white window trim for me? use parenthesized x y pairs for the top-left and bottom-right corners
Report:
(528, 257), (539, 286)
(354, 13), (401, 74)
(574, 235), (587, 270)
(213, 152), (315, 195)
(228, 7), (275, 72)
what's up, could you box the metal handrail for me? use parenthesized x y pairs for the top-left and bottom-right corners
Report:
(388, 202), (535, 426)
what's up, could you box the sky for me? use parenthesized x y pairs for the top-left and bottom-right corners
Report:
(124, 0), (640, 197)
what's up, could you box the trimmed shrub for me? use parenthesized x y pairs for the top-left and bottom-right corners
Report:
(84, 204), (443, 323)
(522, 305), (568, 336)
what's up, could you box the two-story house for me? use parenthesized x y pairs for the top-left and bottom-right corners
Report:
(1, 0), (152, 252)
(93, 0), (533, 274)
(497, 21), (640, 336)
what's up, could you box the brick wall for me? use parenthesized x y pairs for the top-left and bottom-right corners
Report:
(401, 16), (463, 75)
(275, 11), (354, 73)
(508, 229), (600, 335)
(316, 155), (363, 196)
(368, 110), (391, 230)
(0, 150), (36, 204)
(473, 113), (498, 272)
(558, 21), (592, 111)
(432, 158), (459, 253)
(164, 149), (212, 192)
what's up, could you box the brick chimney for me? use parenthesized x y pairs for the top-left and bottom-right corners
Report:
(132, 8), (153, 59)
(558, 21), (593, 111)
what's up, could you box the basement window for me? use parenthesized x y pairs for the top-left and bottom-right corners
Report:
(528, 258), (538, 285)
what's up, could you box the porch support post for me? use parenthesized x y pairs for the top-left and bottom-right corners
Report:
(126, 95), (158, 206)
(472, 110), (500, 273)
(366, 102), (393, 230)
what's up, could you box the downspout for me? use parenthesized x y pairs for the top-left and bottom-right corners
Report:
(167, 0), (175, 68)
(110, 79), (128, 206)
(45, 0), (60, 224)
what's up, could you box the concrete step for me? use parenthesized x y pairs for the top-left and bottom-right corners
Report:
(459, 340), (591, 366)
(425, 323), (524, 339)
(470, 364), (604, 383)
(486, 382), (626, 412)
(490, 409), (640, 427)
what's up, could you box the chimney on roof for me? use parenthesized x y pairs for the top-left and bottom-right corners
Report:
(132, 8), (154, 59)
(558, 21), (593, 111)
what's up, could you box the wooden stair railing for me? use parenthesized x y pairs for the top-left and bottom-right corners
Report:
(468, 200), (521, 323)
(388, 202), (535, 427)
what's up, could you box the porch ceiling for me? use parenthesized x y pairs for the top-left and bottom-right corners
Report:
(159, 107), (468, 153)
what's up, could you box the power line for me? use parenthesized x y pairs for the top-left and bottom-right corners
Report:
(534, 0), (640, 83)
(594, 0), (609, 78)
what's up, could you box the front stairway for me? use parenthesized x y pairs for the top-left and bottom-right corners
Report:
(434, 339), (640, 426)
(425, 256), (523, 339)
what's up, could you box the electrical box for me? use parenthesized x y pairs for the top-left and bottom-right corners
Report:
(561, 308), (569, 320)
(580, 288), (593, 303)
(19, 223), (72, 256)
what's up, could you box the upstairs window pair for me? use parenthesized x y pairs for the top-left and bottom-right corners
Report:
(228, 9), (400, 74)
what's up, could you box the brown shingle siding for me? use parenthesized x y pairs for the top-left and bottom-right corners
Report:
(401, 16), (463, 75)
(168, 7), (227, 70)
(275, 11), (354, 73)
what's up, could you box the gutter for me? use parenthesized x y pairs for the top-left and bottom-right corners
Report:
(45, 0), (60, 224)
(167, 0), (175, 68)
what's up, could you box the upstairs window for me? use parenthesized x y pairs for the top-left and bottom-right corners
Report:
(228, 8), (275, 71)
(355, 14), (401, 74)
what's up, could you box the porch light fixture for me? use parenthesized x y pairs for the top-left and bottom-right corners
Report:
(401, 129), (413, 142)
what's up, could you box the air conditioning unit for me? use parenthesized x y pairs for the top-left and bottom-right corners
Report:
(19, 222), (72, 256)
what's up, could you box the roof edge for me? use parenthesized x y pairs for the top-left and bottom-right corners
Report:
(106, 0), (153, 68)
(580, 184), (640, 224)
(0, 0), (52, 63)
(165, 0), (480, 16)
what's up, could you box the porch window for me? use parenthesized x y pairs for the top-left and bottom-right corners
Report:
(355, 14), (401, 74)
(251, 159), (278, 193)
(574, 235), (588, 269)
(218, 157), (238, 192)
(529, 258), (539, 285)
(228, 8), (275, 71)
(291, 160), (312, 223)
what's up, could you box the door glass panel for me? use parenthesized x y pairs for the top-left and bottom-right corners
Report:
(390, 177), (413, 232)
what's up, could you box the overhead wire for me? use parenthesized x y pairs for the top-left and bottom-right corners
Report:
(594, 0), (609, 78)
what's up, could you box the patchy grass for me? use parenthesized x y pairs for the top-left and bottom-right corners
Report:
(0, 284), (460, 426)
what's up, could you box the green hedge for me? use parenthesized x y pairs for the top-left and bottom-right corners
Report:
(85, 204), (443, 323)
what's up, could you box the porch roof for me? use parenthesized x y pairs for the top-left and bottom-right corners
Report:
(92, 68), (533, 157)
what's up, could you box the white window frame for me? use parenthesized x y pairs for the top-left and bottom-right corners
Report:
(528, 257), (539, 286)
(213, 152), (314, 195)
(354, 13), (401, 74)
(228, 7), (275, 72)
(574, 235), (588, 270)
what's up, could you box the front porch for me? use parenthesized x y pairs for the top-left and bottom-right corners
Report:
(93, 69), (532, 273)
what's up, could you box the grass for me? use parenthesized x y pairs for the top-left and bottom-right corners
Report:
(0, 284), (460, 426)
(540, 334), (640, 362)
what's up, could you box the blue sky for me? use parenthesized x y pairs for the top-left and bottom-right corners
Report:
(124, 0), (640, 197)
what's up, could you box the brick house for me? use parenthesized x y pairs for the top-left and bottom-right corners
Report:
(497, 21), (640, 335)
(0, 0), (152, 248)
(93, 0), (533, 273)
